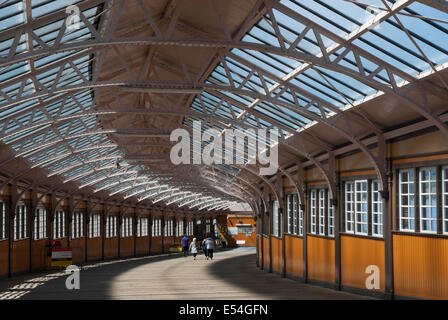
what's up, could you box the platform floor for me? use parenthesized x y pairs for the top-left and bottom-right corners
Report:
(0, 247), (373, 300)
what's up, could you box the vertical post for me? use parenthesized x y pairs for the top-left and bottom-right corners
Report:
(118, 207), (123, 259)
(384, 158), (394, 299)
(102, 205), (106, 261)
(149, 214), (153, 256)
(134, 210), (137, 257)
(29, 189), (38, 272)
(161, 213), (165, 253)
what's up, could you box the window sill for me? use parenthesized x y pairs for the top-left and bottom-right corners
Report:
(306, 233), (335, 240)
(340, 233), (384, 241)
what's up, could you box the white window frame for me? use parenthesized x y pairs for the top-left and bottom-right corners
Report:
(71, 212), (84, 239)
(419, 167), (437, 234)
(34, 207), (47, 240)
(0, 201), (6, 240)
(287, 194), (293, 234)
(399, 169), (415, 232)
(137, 217), (148, 237)
(318, 189), (326, 236)
(106, 215), (117, 238)
(371, 180), (383, 237)
(14, 204), (28, 241)
(443, 167), (448, 234)
(328, 195), (334, 237)
(355, 180), (368, 235)
(345, 182), (354, 233)
(272, 200), (279, 237)
(310, 190), (317, 234)
(292, 194), (298, 235)
(89, 214), (101, 238)
(53, 210), (65, 239)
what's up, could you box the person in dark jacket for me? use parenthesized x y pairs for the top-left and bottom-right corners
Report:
(181, 235), (189, 257)
(204, 234), (215, 260)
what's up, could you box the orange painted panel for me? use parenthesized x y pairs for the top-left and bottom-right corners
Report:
(394, 234), (448, 299)
(87, 238), (102, 261)
(136, 237), (149, 256)
(105, 238), (119, 259)
(271, 237), (282, 273)
(33, 239), (49, 271)
(71, 238), (86, 263)
(285, 235), (303, 277)
(341, 236), (385, 291)
(263, 236), (270, 268)
(0, 240), (8, 276)
(12, 239), (30, 274)
(151, 237), (163, 254)
(120, 237), (134, 257)
(307, 236), (335, 283)
(164, 236), (174, 252)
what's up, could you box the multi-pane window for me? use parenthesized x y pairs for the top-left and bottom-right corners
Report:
(272, 200), (279, 236)
(355, 181), (368, 235)
(344, 179), (384, 237)
(72, 212), (84, 239)
(14, 205), (27, 240)
(298, 205), (304, 236)
(399, 170), (415, 232)
(106, 216), (117, 238)
(419, 168), (437, 233)
(176, 220), (184, 237)
(164, 220), (173, 236)
(443, 167), (448, 234)
(137, 217), (148, 237)
(372, 181), (383, 237)
(152, 218), (162, 237)
(205, 219), (211, 234)
(0, 201), (7, 240)
(344, 181), (368, 235)
(89, 214), (101, 238)
(34, 208), (47, 240)
(187, 221), (193, 236)
(319, 190), (326, 235)
(328, 196), (334, 237)
(310, 190), (317, 234)
(53, 210), (65, 239)
(345, 182), (354, 233)
(121, 216), (133, 237)
(287, 194), (302, 236)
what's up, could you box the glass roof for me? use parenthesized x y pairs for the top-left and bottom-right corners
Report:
(0, 0), (447, 207)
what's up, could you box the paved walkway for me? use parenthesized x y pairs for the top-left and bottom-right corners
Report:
(0, 248), (373, 300)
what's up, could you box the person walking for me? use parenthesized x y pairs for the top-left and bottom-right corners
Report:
(181, 234), (189, 257)
(202, 237), (208, 259)
(205, 234), (215, 260)
(189, 238), (198, 260)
